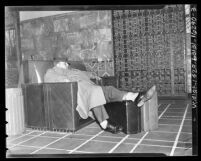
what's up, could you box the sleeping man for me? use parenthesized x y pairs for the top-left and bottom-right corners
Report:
(44, 59), (156, 134)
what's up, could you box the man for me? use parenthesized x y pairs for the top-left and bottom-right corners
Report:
(44, 59), (156, 134)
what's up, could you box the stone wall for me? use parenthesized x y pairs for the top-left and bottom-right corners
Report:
(20, 11), (114, 77)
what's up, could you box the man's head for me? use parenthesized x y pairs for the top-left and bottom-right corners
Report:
(53, 58), (70, 69)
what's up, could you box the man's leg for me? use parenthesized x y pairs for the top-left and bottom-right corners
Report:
(101, 85), (156, 107)
(91, 85), (156, 134)
(91, 105), (123, 134)
(91, 105), (109, 124)
(101, 86), (138, 103)
(90, 86), (128, 133)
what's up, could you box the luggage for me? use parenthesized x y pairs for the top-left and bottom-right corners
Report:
(104, 100), (141, 134)
(22, 82), (94, 132)
(141, 91), (158, 131)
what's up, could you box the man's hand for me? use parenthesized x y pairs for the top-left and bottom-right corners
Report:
(91, 72), (101, 80)
(94, 75), (102, 81)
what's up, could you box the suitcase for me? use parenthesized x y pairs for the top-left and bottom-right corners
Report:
(22, 82), (94, 132)
(104, 101), (141, 134)
(141, 91), (158, 131)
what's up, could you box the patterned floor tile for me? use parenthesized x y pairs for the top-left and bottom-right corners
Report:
(71, 150), (94, 154)
(112, 143), (134, 153)
(158, 111), (163, 116)
(187, 108), (192, 113)
(132, 144), (172, 155)
(128, 132), (147, 139)
(99, 131), (127, 138)
(75, 127), (101, 135)
(144, 131), (177, 141)
(185, 114), (192, 119)
(158, 100), (174, 104)
(6, 143), (15, 149)
(46, 138), (86, 150)
(27, 131), (45, 135)
(34, 148), (69, 154)
(7, 134), (24, 142)
(176, 142), (192, 149)
(7, 145), (39, 155)
(123, 138), (140, 144)
(76, 140), (116, 153)
(40, 132), (67, 138)
(173, 148), (192, 156)
(166, 109), (185, 113)
(178, 133), (192, 142)
(92, 136), (123, 143)
(181, 125), (192, 133)
(152, 124), (180, 133)
(168, 104), (187, 108)
(65, 134), (93, 140)
(158, 104), (169, 111)
(6, 100), (192, 156)
(22, 130), (33, 134)
(20, 136), (58, 147)
(158, 118), (182, 125)
(160, 116), (183, 119)
(183, 120), (192, 126)
(9, 135), (36, 145)
(162, 112), (184, 117)
(141, 139), (174, 147)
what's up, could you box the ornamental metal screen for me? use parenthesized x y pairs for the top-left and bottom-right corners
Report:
(112, 5), (186, 96)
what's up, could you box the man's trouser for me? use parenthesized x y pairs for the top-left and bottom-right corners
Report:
(91, 86), (127, 123)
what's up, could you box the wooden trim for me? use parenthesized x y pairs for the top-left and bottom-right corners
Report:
(14, 11), (23, 87)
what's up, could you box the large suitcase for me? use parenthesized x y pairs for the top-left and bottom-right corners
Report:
(104, 101), (141, 134)
(22, 82), (94, 132)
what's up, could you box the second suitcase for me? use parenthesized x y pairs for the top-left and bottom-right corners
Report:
(141, 91), (158, 131)
(104, 101), (141, 134)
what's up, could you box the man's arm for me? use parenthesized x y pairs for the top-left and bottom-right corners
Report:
(44, 69), (70, 83)
(84, 71), (102, 80)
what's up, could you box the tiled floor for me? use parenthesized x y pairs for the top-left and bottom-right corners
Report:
(6, 99), (192, 157)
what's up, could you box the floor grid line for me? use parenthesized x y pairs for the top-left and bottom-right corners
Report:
(30, 132), (72, 154)
(12, 133), (192, 144)
(7, 101), (192, 156)
(8, 140), (192, 153)
(7, 130), (41, 143)
(68, 130), (104, 154)
(170, 104), (189, 156)
(129, 104), (171, 153)
(8, 131), (47, 149)
(108, 135), (130, 153)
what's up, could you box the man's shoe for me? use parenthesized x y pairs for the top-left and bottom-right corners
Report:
(105, 122), (123, 134)
(135, 85), (156, 107)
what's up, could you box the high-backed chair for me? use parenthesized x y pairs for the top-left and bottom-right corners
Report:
(22, 60), (95, 132)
